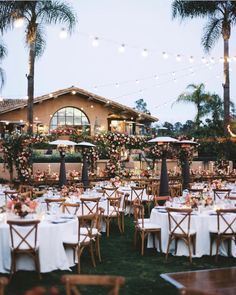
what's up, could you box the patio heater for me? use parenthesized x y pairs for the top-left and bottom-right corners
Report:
(77, 141), (96, 188)
(49, 139), (77, 187)
(148, 136), (179, 196)
(178, 139), (198, 190)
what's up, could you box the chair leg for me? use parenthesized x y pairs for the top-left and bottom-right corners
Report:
(192, 235), (196, 256)
(174, 238), (178, 254)
(77, 246), (82, 273)
(106, 219), (110, 238)
(141, 231), (145, 256)
(89, 242), (96, 268)
(165, 236), (172, 261)
(187, 237), (192, 263)
(117, 216), (122, 233)
(96, 236), (102, 262)
(158, 231), (162, 253)
(134, 228), (138, 248)
(121, 213), (125, 233)
(215, 237), (220, 262)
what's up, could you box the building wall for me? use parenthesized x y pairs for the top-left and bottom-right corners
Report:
(0, 94), (118, 135)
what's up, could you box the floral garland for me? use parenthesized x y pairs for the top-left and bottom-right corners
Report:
(1, 133), (41, 183)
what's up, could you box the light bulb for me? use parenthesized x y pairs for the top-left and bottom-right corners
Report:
(92, 37), (99, 47)
(210, 57), (215, 64)
(135, 79), (140, 84)
(118, 44), (125, 53)
(71, 90), (76, 95)
(14, 17), (24, 28)
(201, 57), (207, 63)
(162, 52), (168, 59)
(154, 75), (159, 80)
(219, 57), (224, 63)
(59, 28), (67, 39)
(49, 93), (53, 98)
(176, 54), (181, 62)
(142, 48), (148, 57)
(227, 57), (231, 63)
(189, 56), (194, 63)
(172, 71), (176, 77)
(115, 83), (119, 88)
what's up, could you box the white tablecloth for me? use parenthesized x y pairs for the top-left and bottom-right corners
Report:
(0, 214), (77, 273)
(148, 208), (236, 258)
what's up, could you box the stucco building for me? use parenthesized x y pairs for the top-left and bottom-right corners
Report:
(0, 86), (157, 136)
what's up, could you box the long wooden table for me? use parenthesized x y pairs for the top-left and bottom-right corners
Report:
(160, 267), (236, 295)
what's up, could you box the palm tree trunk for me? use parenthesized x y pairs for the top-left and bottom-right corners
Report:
(223, 37), (230, 132)
(27, 42), (35, 134)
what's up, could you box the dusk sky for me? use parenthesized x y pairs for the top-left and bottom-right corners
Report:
(2, 0), (236, 124)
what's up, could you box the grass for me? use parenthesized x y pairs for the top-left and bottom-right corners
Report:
(3, 217), (236, 295)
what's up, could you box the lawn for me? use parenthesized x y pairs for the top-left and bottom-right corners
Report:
(3, 217), (236, 295)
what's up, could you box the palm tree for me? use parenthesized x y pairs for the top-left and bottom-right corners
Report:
(0, 1), (77, 133)
(204, 94), (224, 124)
(173, 83), (211, 127)
(172, 0), (236, 131)
(0, 40), (7, 89)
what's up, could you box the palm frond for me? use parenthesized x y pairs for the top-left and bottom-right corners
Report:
(201, 17), (222, 52)
(37, 0), (77, 33)
(0, 41), (7, 60)
(172, 0), (218, 20)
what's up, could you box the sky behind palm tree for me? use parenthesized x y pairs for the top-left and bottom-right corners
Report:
(2, 0), (236, 124)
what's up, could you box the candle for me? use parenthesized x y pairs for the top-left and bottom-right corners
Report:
(227, 165), (230, 175)
(97, 167), (100, 176)
(48, 164), (51, 175)
(198, 166), (201, 174)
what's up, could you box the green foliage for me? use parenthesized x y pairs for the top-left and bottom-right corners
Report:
(134, 98), (151, 114)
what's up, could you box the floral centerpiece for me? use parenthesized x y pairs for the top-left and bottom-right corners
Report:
(185, 193), (213, 209)
(60, 185), (82, 197)
(7, 196), (37, 218)
(110, 176), (121, 187)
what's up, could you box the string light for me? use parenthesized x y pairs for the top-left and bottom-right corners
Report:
(59, 28), (68, 39)
(233, 56), (236, 61)
(172, 71), (176, 77)
(142, 48), (148, 57)
(135, 79), (140, 84)
(189, 56), (194, 63)
(210, 57), (215, 64)
(71, 90), (76, 95)
(115, 83), (119, 88)
(176, 54), (181, 62)
(14, 17), (24, 28)
(162, 51), (168, 59)
(201, 57), (207, 63)
(219, 57), (224, 63)
(118, 44), (125, 53)
(154, 75), (159, 80)
(227, 57), (231, 63)
(49, 93), (53, 98)
(92, 36), (99, 47)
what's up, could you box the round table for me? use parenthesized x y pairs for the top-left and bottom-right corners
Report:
(0, 213), (77, 273)
(148, 207), (236, 258)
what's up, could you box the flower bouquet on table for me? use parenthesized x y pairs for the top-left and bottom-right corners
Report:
(110, 176), (121, 187)
(7, 196), (37, 218)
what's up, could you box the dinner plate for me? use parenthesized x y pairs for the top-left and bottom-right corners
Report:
(51, 219), (68, 224)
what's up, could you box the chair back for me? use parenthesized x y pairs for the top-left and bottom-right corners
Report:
(147, 182), (160, 197)
(18, 185), (33, 193)
(63, 203), (80, 215)
(213, 189), (231, 201)
(61, 274), (125, 295)
(216, 208), (236, 235)
(106, 196), (121, 216)
(7, 220), (40, 251)
(167, 207), (192, 236)
(189, 188), (203, 198)
(78, 214), (98, 242)
(45, 198), (66, 212)
(130, 186), (145, 202)
(102, 187), (118, 198)
(154, 196), (170, 206)
(170, 183), (182, 198)
(4, 191), (18, 203)
(80, 197), (100, 215)
(133, 204), (145, 228)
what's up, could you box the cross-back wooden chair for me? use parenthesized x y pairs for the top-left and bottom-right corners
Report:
(213, 189), (231, 201)
(101, 187), (118, 198)
(62, 203), (80, 215)
(169, 183), (182, 198)
(7, 219), (41, 279)
(133, 203), (161, 256)
(61, 274), (125, 295)
(63, 214), (96, 273)
(166, 207), (196, 263)
(127, 186), (145, 216)
(210, 208), (236, 261)
(4, 190), (18, 205)
(44, 198), (66, 212)
(18, 185), (33, 194)
(103, 196), (122, 237)
(80, 197), (100, 216)
(0, 277), (8, 295)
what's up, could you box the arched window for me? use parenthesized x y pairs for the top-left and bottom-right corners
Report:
(49, 107), (90, 133)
